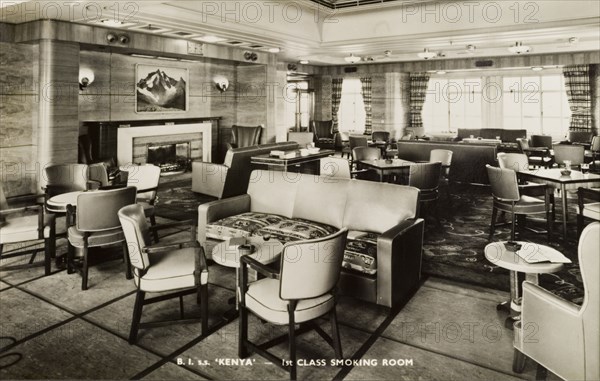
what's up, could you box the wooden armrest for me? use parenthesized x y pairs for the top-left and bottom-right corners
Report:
(144, 240), (200, 254)
(240, 255), (279, 279)
(149, 219), (195, 231)
(136, 186), (158, 193)
(0, 204), (43, 216)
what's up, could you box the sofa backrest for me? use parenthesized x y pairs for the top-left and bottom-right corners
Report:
(457, 128), (480, 140)
(222, 142), (299, 198)
(344, 180), (419, 233)
(247, 170), (420, 234)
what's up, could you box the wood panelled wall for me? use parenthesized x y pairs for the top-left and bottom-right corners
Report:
(0, 41), (38, 196)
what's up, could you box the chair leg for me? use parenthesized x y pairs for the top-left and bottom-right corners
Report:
(129, 290), (145, 344)
(81, 244), (89, 291)
(44, 236), (53, 276)
(149, 215), (159, 243)
(238, 304), (249, 358)
(489, 207), (498, 241)
(512, 349), (526, 373)
(123, 242), (132, 280)
(510, 213), (517, 242)
(200, 284), (208, 335)
(67, 242), (75, 274)
(329, 308), (343, 359)
(288, 302), (297, 380)
(535, 364), (548, 381)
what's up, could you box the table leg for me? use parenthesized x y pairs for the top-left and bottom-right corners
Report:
(561, 183), (568, 241)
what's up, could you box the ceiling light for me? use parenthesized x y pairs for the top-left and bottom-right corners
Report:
(131, 54), (156, 59)
(299, 60), (309, 65)
(344, 53), (361, 63)
(268, 47), (280, 53)
(531, 66), (543, 71)
(437, 71), (447, 75)
(508, 42), (531, 54)
(568, 37), (579, 45)
(157, 56), (178, 61)
(417, 48), (437, 60)
(196, 35), (225, 43)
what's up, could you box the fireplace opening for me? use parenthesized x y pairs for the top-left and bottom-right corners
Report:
(147, 141), (191, 173)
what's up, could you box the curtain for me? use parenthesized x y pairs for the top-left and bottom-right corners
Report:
(563, 65), (592, 131)
(331, 78), (343, 132)
(409, 72), (430, 129)
(360, 77), (373, 135)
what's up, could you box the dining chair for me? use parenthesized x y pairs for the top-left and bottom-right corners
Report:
(553, 144), (585, 167)
(0, 183), (61, 276)
(118, 204), (208, 344)
(352, 146), (381, 181)
(120, 164), (162, 243)
(42, 164), (92, 198)
(227, 125), (262, 149)
(585, 136), (600, 170)
(409, 162), (442, 226)
(238, 228), (348, 380)
(67, 186), (137, 290)
(577, 187), (600, 237)
(497, 153), (556, 228)
(516, 138), (553, 168)
(513, 222), (599, 381)
(430, 149), (453, 201)
(486, 165), (551, 242)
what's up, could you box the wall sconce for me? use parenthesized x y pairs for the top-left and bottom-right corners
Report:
(106, 33), (129, 44)
(213, 75), (229, 92)
(79, 67), (95, 90)
(243, 51), (258, 62)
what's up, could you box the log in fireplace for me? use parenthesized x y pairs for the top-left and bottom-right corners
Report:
(146, 141), (191, 173)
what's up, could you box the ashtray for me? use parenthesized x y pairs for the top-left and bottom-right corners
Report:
(238, 244), (256, 255)
(504, 241), (521, 252)
(560, 169), (572, 176)
(385, 159), (393, 164)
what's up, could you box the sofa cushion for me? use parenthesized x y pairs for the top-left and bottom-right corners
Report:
(206, 212), (286, 240)
(256, 217), (338, 243)
(343, 231), (379, 275)
(343, 181), (419, 233)
(247, 170), (299, 218)
(292, 175), (348, 228)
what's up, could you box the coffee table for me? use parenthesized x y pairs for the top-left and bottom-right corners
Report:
(484, 241), (564, 327)
(212, 236), (283, 321)
(250, 149), (335, 172)
(358, 158), (414, 182)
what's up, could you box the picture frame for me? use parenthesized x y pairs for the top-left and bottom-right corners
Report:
(135, 64), (188, 113)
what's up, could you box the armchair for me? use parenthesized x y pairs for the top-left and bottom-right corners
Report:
(577, 187), (600, 236)
(514, 222), (599, 381)
(120, 164), (161, 243)
(311, 120), (335, 149)
(227, 125), (262, 150)
(66, 187), (137, 290)
(42, 164), (94, 198)
(118, 204), (208, 343)
(516, 138), (553, 168)
(238, 229), (348, 380)
(554, 144), (585, 167)
(0, 183), (60, 276)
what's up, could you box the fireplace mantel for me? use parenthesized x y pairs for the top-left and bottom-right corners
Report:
(117, 123), (211, 166)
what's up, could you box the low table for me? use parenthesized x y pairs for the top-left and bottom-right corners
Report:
(212, 237), (283, 321)
(250, 149), (335, 172)
(358, 158), (414, 182)
(484, 241), (564, 327)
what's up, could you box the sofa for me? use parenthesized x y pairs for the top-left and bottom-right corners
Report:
(456, 128), (527, 143)
(191, 142), (298, 199)
(197, 170), (424, 309)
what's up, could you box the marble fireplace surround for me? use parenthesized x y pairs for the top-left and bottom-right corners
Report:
(117, 123), (212, 166)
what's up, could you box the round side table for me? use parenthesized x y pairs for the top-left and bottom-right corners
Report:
(484, 241), (564, 322)
(212, 236), (283, 321)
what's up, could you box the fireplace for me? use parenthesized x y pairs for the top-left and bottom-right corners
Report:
(147, 141), (191, 173)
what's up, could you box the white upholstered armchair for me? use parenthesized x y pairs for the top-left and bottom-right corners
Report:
(513, 222), (599, 380)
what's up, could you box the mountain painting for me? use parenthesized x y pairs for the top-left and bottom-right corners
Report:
(135, 65), (188, 112)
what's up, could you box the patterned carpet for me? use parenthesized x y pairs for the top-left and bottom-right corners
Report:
(156, 179), (585, 305)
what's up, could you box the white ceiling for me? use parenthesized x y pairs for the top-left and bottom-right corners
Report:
(1, 0), (599, 65)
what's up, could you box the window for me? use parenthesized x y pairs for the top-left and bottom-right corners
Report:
(503, 75), (570, 139)
(422, 72), (571, 139)
(337, 79), (366, 133)
(423, 78), (482, 133)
